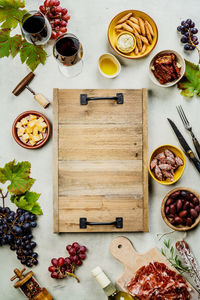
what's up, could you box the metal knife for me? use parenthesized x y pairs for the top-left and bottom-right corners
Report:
(167, 118), (200, 174)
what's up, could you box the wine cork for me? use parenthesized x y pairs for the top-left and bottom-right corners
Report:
(34, 93), (50, 108)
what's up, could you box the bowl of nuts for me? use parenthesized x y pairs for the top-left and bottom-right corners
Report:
(148, 145), (186, 185)
(161, 187), (200, 231)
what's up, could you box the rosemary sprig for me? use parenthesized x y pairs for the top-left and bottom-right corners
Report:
(161, 239), (189, 273)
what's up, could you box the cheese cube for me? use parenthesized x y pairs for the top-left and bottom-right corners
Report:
(29, 139), (36, 146)
(41, 121), (47, 128)
(30, 114), (37, 121)
(22, 133), (29, 143)
(16, 122), (22, 129)
(33, 135), (41, 142)
(21, 118), (28, 125)
(17, 127), (25, 137)
(28, 120), (37, 128)
(38, 117), (44, 123)
(33, 127), (38, 136)
(25, 127), (33, 134)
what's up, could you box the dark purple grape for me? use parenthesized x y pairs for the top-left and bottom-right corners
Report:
(186, 18), (192, 25)
(177, 25), (182, 32)
(30, 241), (36, 249)
(181, 20), (186, 26)
(190, 22), (195, 28)
(185, 23), (189, 29)
(32, 258), (38, 265)
(192, 36), (198, 41)
(184, 44), (190, 50)
(21, 259), (27, 265)
(194, 40), (199, 45)
(181, 29), (186, 34)
(191, 28), (198, 34)
(32, 252), (38, 259)
(26, 261), (32, 268)
(181, 36), (188, 43)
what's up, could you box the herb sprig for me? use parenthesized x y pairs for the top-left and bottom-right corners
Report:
(161, 239), (189, 273)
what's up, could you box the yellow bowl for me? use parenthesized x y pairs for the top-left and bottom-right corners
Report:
(148, 145), (186, 185)
(108, 10), (158, 59)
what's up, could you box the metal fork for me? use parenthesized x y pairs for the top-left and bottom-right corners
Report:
(177, 105), (200, 159)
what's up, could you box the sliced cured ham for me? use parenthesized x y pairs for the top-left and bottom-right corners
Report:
(127, 261), (190, 300)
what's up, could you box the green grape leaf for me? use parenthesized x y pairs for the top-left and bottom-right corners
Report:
(31, 202), (43, 215)
(20, 41), (47, 71)
(0, 0), (27, 29)
(178, 60), (200, 97)
(10, 191), (43, 215)
(0, 160), (35, 195)
(0, 29), (22, 57)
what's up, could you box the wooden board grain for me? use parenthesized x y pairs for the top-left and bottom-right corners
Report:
(110, 237), (199, 299)
(53, 89), (148, 232)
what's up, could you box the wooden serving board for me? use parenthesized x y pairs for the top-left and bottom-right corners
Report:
(110, 237), (199, 299)
(53, 89), (148, 232)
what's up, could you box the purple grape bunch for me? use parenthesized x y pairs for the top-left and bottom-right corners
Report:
(177, 19), (198, 51)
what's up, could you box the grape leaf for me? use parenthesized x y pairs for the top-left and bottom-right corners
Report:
(178, 60), (200, 97)
(0, 0), (27, 29)
(20, 41), (47, 71)
(10, 191), (43, 215)
(0, 160), (35, 195)
(0, 29), (22, 57)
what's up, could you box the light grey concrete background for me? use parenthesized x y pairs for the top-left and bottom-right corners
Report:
(1, 0), (200, 299)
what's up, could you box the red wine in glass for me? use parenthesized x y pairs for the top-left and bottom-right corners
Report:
(53, 33), (83, 77)
(22, 10), (51, 45)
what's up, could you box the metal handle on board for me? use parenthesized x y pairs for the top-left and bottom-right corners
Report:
(80, 93), (124, 105)
(80, 217), (123, 228)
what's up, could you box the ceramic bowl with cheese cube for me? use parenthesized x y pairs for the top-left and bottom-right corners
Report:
(12, 111), (51, 149)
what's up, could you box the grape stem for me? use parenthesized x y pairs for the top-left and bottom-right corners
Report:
(65, 272), (80, 283)
(187, 29), (200, 64)
(0, 190), (8, 208)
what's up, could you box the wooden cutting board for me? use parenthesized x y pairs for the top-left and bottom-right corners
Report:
(110, 236), (199, 299)
(53, 89), (148, 232)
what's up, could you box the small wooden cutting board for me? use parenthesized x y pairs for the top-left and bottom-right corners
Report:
(110, 236), (199, 299)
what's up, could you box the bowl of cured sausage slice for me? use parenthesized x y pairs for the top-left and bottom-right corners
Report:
(149, 50), (185, 87)
(148, 145), (186, 185)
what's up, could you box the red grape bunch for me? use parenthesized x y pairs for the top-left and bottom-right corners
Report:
(39, 0), (70, 39)
(48, 242), (87, 281)
(177, 19), (198, 51)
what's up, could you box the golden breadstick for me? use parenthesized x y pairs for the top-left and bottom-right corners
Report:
(135, 33), (142, 52)
(141, 44), (146, 54)
(126, 20), (141, 34)
(115, 29), (124, 33)
(140, 35), (149, 45)
(122, 23), (134, 33)
(138, 17), (146, 36)
(115, 23), (124, 30)
(131, 26), (142, 51)
(129, 16), (139, 25)
(134, 45), (139, 55)
(145, 20), (154, 37)
(117, 12), (132, 24)
(145, 23), (152, 43)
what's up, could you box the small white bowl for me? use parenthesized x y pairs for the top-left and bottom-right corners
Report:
(149, 50), (185, 87)
(98, 53), (121, 78)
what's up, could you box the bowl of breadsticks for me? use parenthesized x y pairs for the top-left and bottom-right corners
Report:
(108, 10), (158, 59)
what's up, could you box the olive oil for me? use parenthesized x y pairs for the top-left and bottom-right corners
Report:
(99, 58), (118, 76)
(92, 266), (134, 300)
